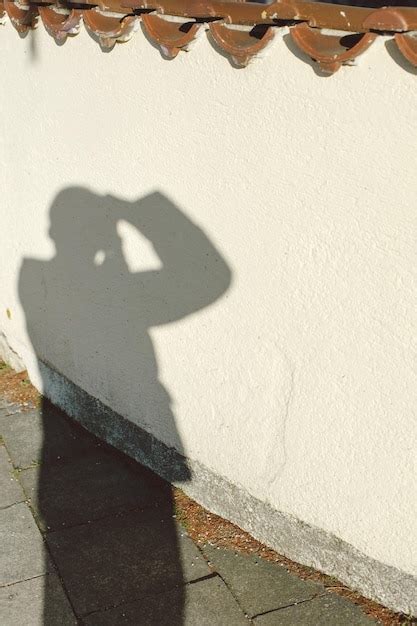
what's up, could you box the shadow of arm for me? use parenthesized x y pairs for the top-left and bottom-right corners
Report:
(123, 192), (232, 326)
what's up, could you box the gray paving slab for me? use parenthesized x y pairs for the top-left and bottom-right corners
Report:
(253, 592), (378, 625)
(0, 409), (45, 469)
(202, 545), (324, 618)
(0, 388), (16, 409)
(0, 502), (52, 585)
(84, 576), (248, 626)
(19, 449), (171, 531)
(0, 397), (10, 410)
(46, 508), (210, 616)
(0, 403), (22, 418)
(0, 446), (25, 508)
(0, 402), (100, 469)
(0, 574), (77, 626)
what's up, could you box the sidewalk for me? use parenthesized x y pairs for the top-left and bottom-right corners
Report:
(0, 393), (387, 625)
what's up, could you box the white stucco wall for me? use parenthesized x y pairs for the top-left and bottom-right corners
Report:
(1, 22), (416, 613)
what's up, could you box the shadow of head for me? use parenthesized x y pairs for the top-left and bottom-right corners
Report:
(48, 187), (174, 260)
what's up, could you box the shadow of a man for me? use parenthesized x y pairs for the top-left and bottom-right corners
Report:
(18, 187), (231, 624)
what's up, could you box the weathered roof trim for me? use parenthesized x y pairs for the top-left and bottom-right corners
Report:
(2, 0), (417, 72)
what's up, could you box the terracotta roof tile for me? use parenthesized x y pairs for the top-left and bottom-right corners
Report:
(395, 31), (417, 66)
(209, 22), (276, 67)
(83, 10), (139, 49)
(2, 0), (417, 71)
(3, 0), (38, 33)
(141, 14), (203, 58)
(38, 6), (82, 42)
(290, 23), (377, 73)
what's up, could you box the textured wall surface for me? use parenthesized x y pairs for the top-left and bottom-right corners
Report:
(1, 24), (416, 613)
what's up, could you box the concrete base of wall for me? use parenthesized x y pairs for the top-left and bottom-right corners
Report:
(15, 359), (417, 616)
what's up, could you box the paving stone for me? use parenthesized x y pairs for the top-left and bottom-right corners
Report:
(0, 446), (25, 508)
(0, 574), (77, 626)
(253, 592), (378, 625)
(0, 401), (100, 469)
(84, 576), (248, 626)
(19, 449), (171, 531)
(202, 545), (324, 618)
(0, 397), (10, 410)
(0, 503), (52, 585)
(0, 409), (47, 469)
(0, 402), (22, 418)
(46, 507), (210, 616)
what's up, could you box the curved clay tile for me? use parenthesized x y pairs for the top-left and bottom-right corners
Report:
(38, 6), (82, 43)
(362, 8), (409, 32)
(395, 33), (417, 67)
(141, 13), (202, 59)
(4, 0), (38, 33)
(290, 23), (377, 74)
(209, 22), (275, 67)
(83, 10), (139, 50)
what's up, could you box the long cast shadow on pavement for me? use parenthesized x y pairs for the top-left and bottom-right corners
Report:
(18, 188), (232, 624)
